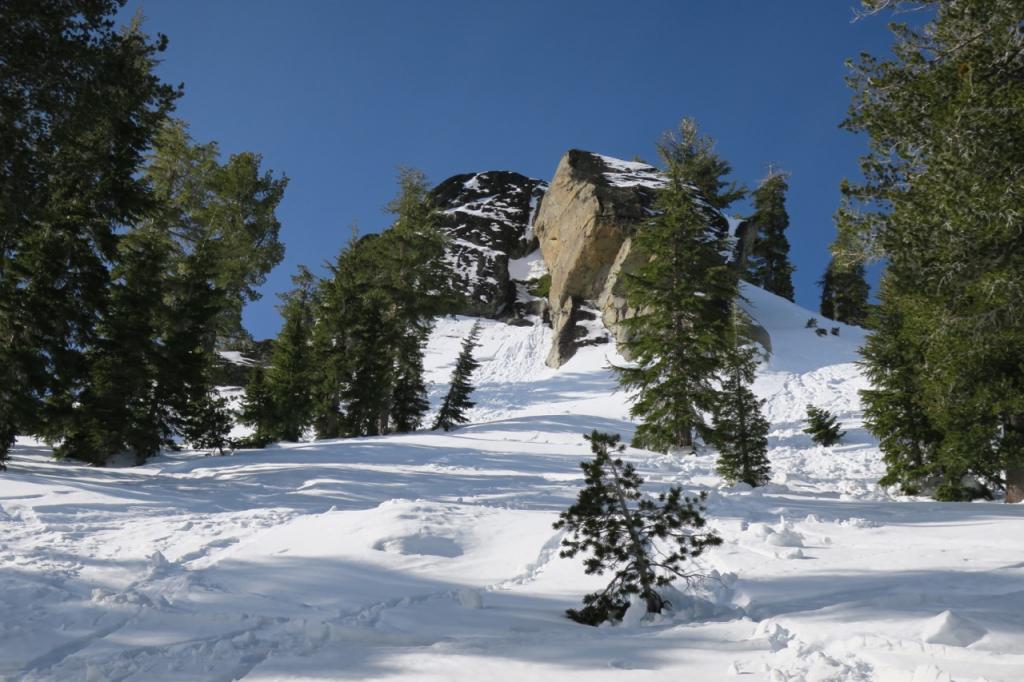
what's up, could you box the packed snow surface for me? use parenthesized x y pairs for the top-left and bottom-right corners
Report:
(3, 287), (1024, 681)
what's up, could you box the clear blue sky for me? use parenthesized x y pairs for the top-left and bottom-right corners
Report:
(123, 1), (895, 340)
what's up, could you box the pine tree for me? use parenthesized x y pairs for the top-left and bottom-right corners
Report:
(180, 390), (233, 455)
(711, 313), (771, 487)
(433, 322), (483, 431)
(803, 405), (846, 447)
(819, 257), (868, 326)
(58, 231), (172, 465)
(143, 120), (287, 345)
(555, 431), (722, 626)
(265, 267), (317, 442)
(311, 170), (456, 438)
(838, 1), (1024, 501)
(745, 170), (795, 301)
(0, 2), (178, 464)
(861, 279), (944, 494)
(239, 364), (276, 447)
(617, 122), (739, 452)
(657, 118), (746, 210)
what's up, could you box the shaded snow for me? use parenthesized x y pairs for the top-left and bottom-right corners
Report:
(2, 287), (1024, 681)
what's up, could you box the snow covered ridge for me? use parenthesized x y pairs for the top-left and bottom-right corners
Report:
(4, 293), (1024, 681)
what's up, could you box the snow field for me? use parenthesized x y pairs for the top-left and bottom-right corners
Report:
(2, 287), (1023, 681)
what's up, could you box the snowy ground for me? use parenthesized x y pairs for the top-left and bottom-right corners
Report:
(2, 287), (1023, 681)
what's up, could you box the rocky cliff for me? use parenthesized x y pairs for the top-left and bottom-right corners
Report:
(431, 171), (547, 318)
(435, 150), (756, 366)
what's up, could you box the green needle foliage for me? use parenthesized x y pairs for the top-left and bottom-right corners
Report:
(433, 322), (483, 431)
(838, 1), (1024, 500)
(555, 431), (721, 626)
(745, 170), (795, 301)
(617, 121), (740, 452)
(803, 405), (846, 447)
(711, 313), (771, 487)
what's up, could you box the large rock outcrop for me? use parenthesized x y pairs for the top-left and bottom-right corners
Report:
(533, 150), (753, 367)
(434, 152), (760, 365)
(432, 171), (547, 318)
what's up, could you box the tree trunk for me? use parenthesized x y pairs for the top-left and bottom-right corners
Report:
(606, 459), (660, 614)
(1006, 464), (1024, 504)
(1006, 415), (1024, 503)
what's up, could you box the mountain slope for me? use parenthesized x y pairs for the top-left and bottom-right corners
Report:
(2, 289), (1023, 682)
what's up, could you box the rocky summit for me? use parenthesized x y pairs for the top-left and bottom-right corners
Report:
(437, 150), (756, 367)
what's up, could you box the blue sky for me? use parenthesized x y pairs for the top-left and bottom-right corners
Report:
(124, 1), (896, 340)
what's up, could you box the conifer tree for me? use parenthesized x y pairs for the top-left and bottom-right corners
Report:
(58, 232), (171, 465)
(180, 390), (233, 455)
(819, 257), (868, 326)
(617, 122), (739, 452)
(711, 313), (771, 487)
(0, 2), (178, 464)
(239, 364), (276, 447)
(555, 431), (721, 626)
(433, 322), (483, 431)
(143, 120), (287, 344)
(657, 118), (746, 210)
(745, 170), (795, 301)
(860, 281), (945, 494)
(838, 1), (1024, 500)
(265, 267), (317, 441)
(803, 405), (846, 447)
(311, 170), (456, 438)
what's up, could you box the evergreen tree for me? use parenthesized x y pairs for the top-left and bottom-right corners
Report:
(711, 313), (771, 487)
(0, 2), (178, 464)
(265, 267), (317, 441)
(57, 231), (171, 465)
(433, 322), (483, 431)
(861, 279), (944, 494)
(143, 120), (287, 345)
(555, 431), (722, 626)
(838, 1), (1024, 500)
(657, 118), (746, 210)
(180, 390), (233, 455)
(311, 170), (456, 438)
(745, 170), (795, 301)
(617, 122), (739, 452)
(238, 364), (276, 447)
(803, 405), (846, 447)
(819, 257), (868, 326)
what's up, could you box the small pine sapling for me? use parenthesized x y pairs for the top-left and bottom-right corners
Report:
(804, 404), (846, 446)
(182, 391), (234, 455)
(432, 322), (482, 431)
(815, 328), (829, 337)
(830, 327), (840, 336)
(555, 431), (722, 626)
(711, 336), (771, 487)
(806, 318), (818, 329)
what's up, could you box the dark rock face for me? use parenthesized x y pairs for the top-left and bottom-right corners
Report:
(431, 171), (547, 318)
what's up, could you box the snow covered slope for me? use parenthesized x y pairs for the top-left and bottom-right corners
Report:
(3, 288), (1024, 682)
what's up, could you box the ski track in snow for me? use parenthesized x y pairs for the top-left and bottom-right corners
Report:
(3, 288), (1024, 681)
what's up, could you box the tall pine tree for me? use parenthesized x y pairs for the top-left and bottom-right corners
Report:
(819, 257), (869, 326)
(617, 121), (739, 452)
(838, 0), (1024, 500)
(433, 322), (483, 431)
(745, 170), (795, 301)
(0, 2), (178, 464)
(265, 267), (317, 442)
